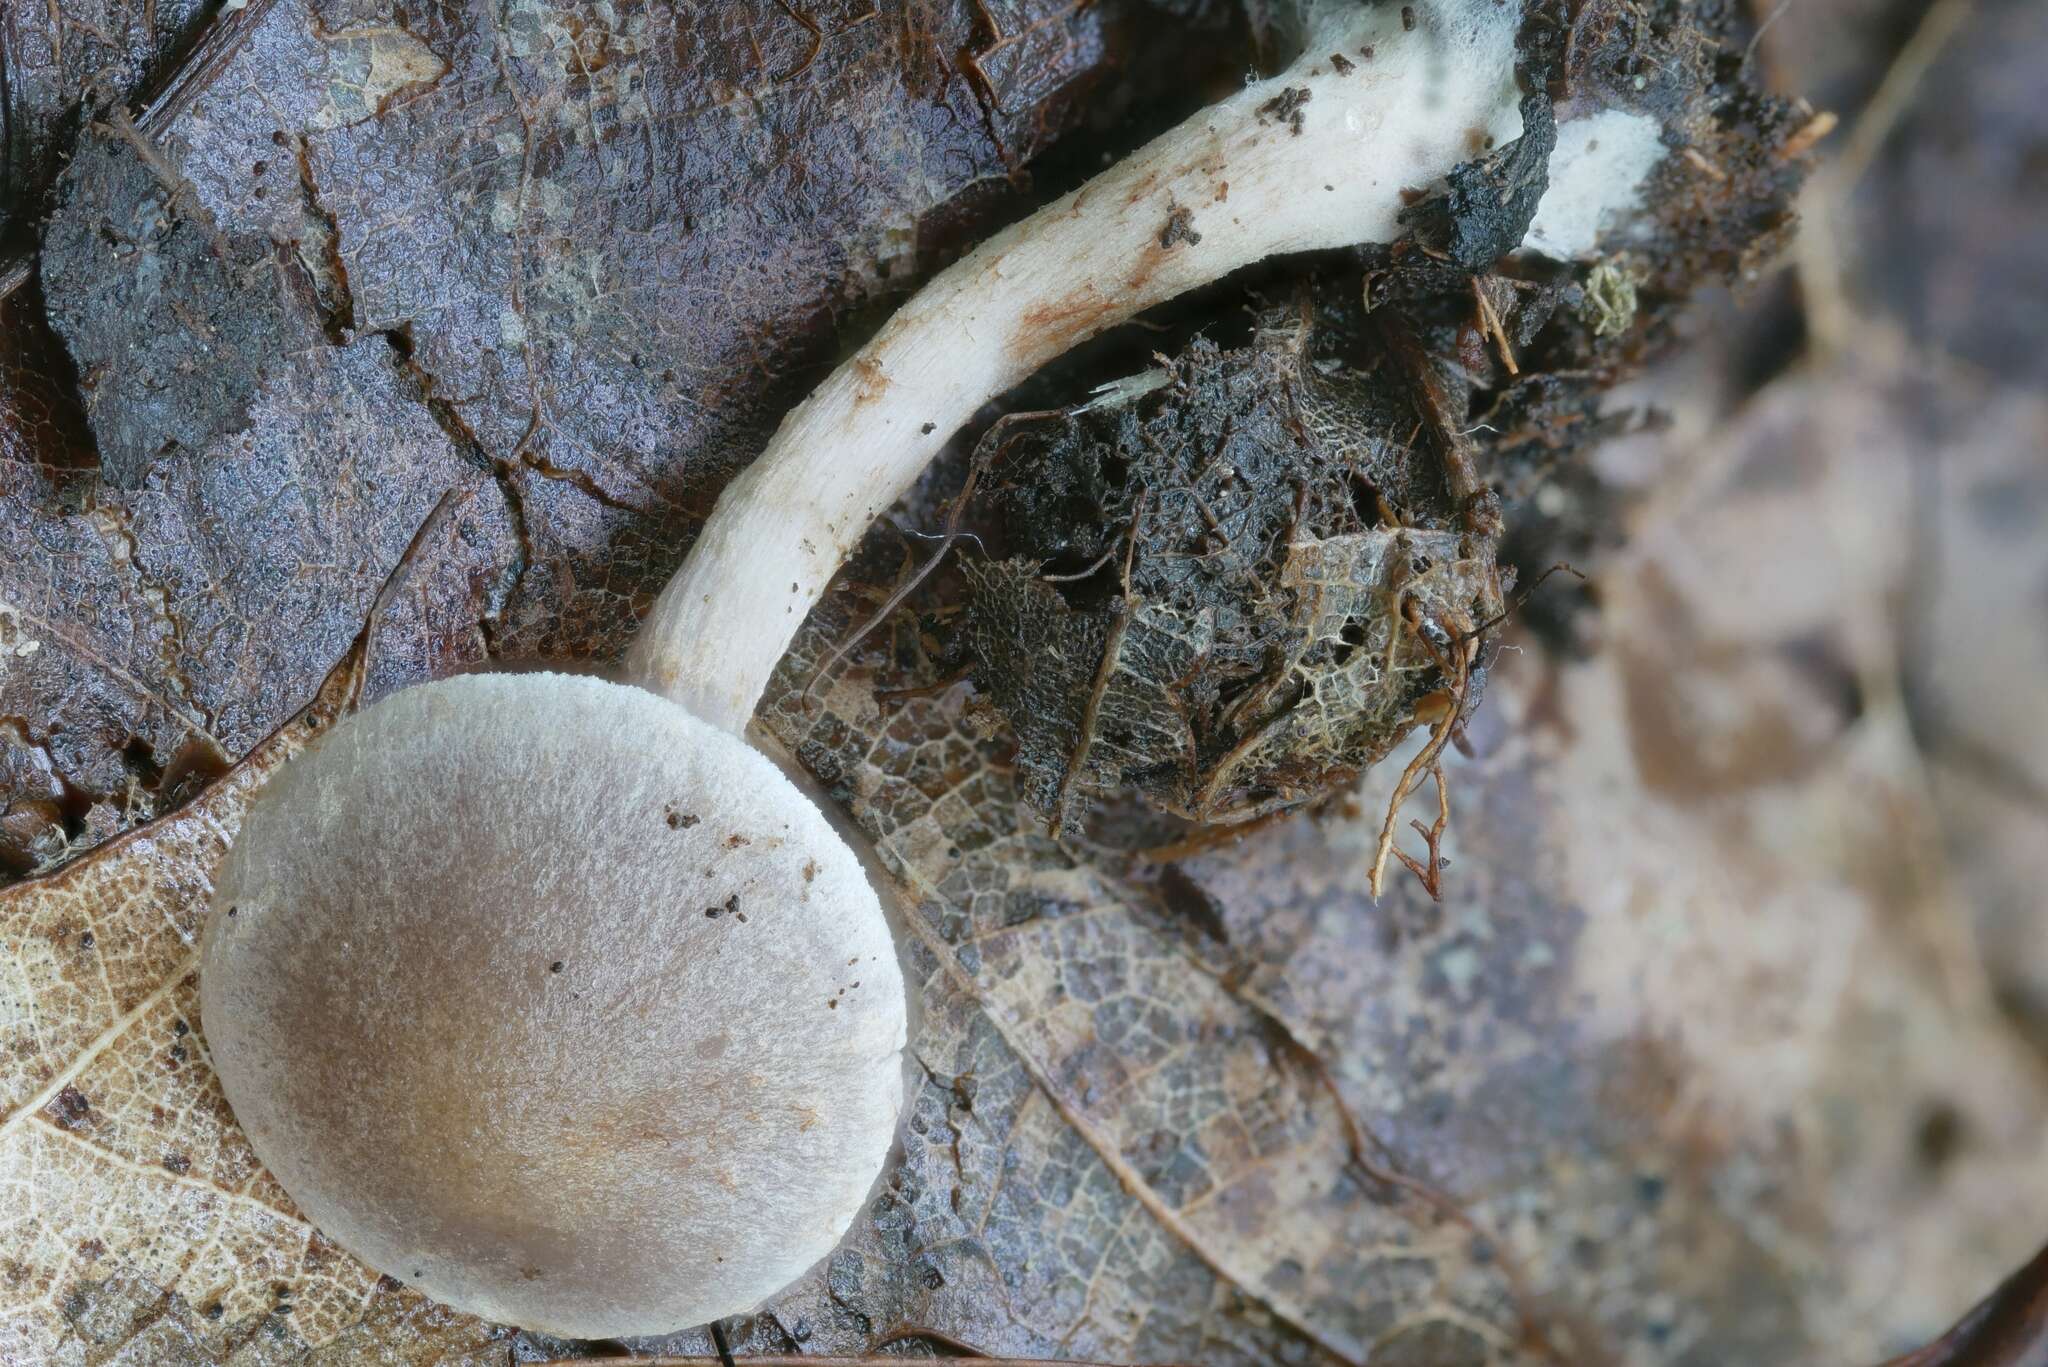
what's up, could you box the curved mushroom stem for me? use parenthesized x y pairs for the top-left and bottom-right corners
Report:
(627, 0), (1527, 734)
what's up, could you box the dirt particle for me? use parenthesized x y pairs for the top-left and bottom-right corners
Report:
(1916, 1100), (1968, 1172)
(1257, 86), (1311, 135)
(1158, 864), (1230, 943)
(724, 833), (750, 849)
(804, 859), (818, 883)
(920, 421), (937, 434)
(549, 961), (564, 973)
(1330, 52), (1355, 75)
(665, 807), (699, 829)
(50, 1086), (90, 1128)
(1359, 44), (1375, 59)
(162, 1151), (192, 1175)
(1159, 205), (1201, 249)
(171, 1019), (189, 1037)
(1401, 5), (1416, 30)
(78, 931), (95, 949)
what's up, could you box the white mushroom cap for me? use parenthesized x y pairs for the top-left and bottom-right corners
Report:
(200, 673), (907, 1339)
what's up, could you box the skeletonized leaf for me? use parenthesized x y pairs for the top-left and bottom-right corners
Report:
(0, 631), (509, 1362)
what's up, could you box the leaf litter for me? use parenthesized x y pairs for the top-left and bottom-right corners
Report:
(5, 0), (2043, 1363)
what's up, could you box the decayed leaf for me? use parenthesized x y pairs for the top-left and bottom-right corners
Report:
(728, 353), (2048, 1366)
(753, 626), (1538, 1366)
(19, 359), (2039, 1361)
(119, 0), (1208, 661)
(41, 122), (327, 489)
(0, 624), (508, 1362)
(12, 0), (1212, 851)
(5, 1), (2044, 1363)
(0, 291), (514, 858)
(958, 329), (1499, 834)
(0, 0), (214, 229)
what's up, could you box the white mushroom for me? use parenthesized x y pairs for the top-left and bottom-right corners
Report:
(202, 0), (1669, 1340)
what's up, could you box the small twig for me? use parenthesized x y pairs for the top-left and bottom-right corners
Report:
(1459, 560), (1587, 642)
(1471, 278), (1519, 377)
(362, 482), (480, 675)
(771, 0), (824, 82)
(1778, 109), (1839, 160)
(708, 1320), (738, 1367)
(871, 1323), (993, 1356)
(1795, 0), (1974, 356)
(1833, 0), (1975, 193)
(1132, 806), (1301, 864)
(1390, 761), (1452, 900)
(799, 463), (985, 708)
(1742, 0), (1795, 68)
(1367, 613), (1469, 900)
(1680, 146), (1728, 181)
(1054, 487), (1147, 829)
(1366, 705), (1455, 899)
(799, 406), (1066, 710)
(901, 523), (989, 555)
(1876, 1235), (2048, 1366)
(1038, 545), (1118, 584)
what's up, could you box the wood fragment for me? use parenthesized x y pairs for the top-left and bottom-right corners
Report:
(1779, 109), (1839, 159)
(1472, 278), (1519, 377)
(1681, 145), (1728, 180)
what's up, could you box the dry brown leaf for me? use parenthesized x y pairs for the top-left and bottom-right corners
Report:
(0, 627), (511, 1361)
